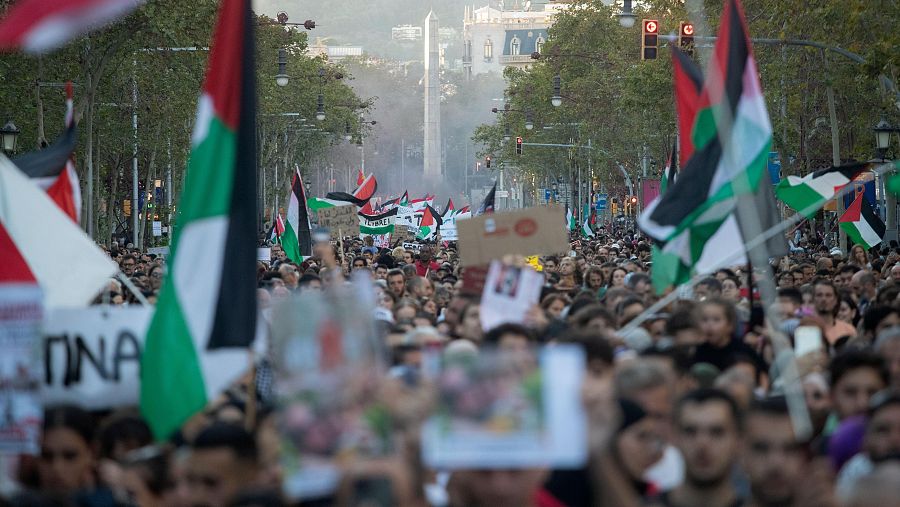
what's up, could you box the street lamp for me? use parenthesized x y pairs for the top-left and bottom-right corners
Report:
(0, 120), (20, 154)
(344, 122), (353, 141)
(316, 94), (325, 121)
(275, 48), (289, 87)
(525, 109), (534, 130)
(617, 0), (637, 28)
(551, 75), (562, 107)
(874, 116), (896, 159)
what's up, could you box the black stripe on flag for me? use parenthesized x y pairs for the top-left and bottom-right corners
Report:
(208, 0), (256, 350)
(860, 196), (886, 240)
(293, 172), (312, 257)
(325, 191), (366, 207)
(809, 161), (872, 182)
(14, 123), (77, 178)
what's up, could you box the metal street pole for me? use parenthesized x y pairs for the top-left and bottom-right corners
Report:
(132, 58), (139, 248)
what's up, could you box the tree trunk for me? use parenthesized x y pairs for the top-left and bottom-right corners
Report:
(137, 124), (162, 249)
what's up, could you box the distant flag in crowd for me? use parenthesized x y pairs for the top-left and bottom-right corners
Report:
(475, 182), (497, 216)
(282, 168), (312, 263)
(267, 213), (285, 243)
(457, 205), (470, 215)
(775, 161), (874, 217)
(442, 197), (455, 217)
(0, 155), (116, 305)
(141, 0), (257, 441)
(840, 193), (885, 250)
(309, 173), (377, 211)
(565, 206), (576, 232)
(399, 190), (409, 206)
(639, 0), (772, 290)
(581, 214), (594, 238)
(14, 82), (81, 223)
(0, 0), (144, 53)
(417, 204), (443, 240)
(356, 168), (365, 186)
(660, 140), (678, 194)
(359, 207), (398, 235)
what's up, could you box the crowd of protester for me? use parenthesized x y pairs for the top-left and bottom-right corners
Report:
(9, 230), (900, 506)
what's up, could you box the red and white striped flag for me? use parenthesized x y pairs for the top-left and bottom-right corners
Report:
(0, 0), (144, 53)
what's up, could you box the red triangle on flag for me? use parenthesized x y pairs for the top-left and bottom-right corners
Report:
(839, 193), (863, 223)
(0, 221), (37, 283)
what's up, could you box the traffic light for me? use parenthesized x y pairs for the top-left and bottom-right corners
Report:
(485, 155), (492, 168)
(679, 22), (695, 57)
(515, 136), (523, 155)
(641, 19), (658, 60)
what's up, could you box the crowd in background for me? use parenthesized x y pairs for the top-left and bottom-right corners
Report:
(9, 230), (900, 506)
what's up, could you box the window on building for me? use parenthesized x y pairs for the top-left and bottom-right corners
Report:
(510, 36), (520, 56)
(483, 38), (493, 60)
(535, 36), (544, 55)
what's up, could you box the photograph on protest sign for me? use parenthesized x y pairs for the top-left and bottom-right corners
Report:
(421, 344), (586, 469)
(0, 286), (43, 455)
(271, 278), (394, 500)
(479, 260), (544, 331)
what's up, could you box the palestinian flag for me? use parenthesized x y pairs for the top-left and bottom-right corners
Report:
(0, 0), (144, 53)
(356, 168), (365, 186)
(281, 168), (312, 263)
(1, 155), (116, 306)
(417, 204), (443, 240)
(660, 139), (678, 194)
(581, 215), (594, 238)
(476, 182), (497, 216)
(673, 47), (704, 164)
(457, 205), (470, 215)
(442, 197), (455, 217)
(268, 214), (284, 243)
(639, 0), (772, 289)
(359, 207), (398, 235)
(141, 0), (257, 441)
(565, 206), (576, 231)
(14, 82), (81, 223)
(399, 190), (409, 206)
(308, 173), (377, 210)
(775, 162), (873, 217)
(840, 193), (885, 249)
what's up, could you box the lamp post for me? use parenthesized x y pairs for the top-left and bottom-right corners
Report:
(874, 116), (899, 233)
(275, 48), (289, 86)
(0, 120), (20, 154)
(874, 116), (896, 160)
(316, 94), (326, 121)
(617, 0), (636, 28)
(551, 75), (562, 107)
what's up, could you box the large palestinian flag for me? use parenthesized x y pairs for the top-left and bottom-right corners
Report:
(639, 0), (772, 289)
(417, 204), (442, 240)
(359, 207), (398, 235)
(141, 0), (257, 441)
(775, 162), (873, 217)
(840, 193), (885, 250)
(308, 173), (377, 210)
(281, 168), (312, 263)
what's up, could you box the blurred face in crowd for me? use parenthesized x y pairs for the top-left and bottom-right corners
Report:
(545, 298), (567, 319)
(676, 399), (740, 488)
(838, 299), (857, 324)
(699, 303), (733, 348)
(802, 377), (832, 430)
(879, 339), (900, 389)
(832, 366), (886, 420)
(839, 269), (855, 287)
(543, 258), (557, 273)
(721, 278), (740, 302)
(616, 417), (665, 481)
(352, 258), (367, 270)
(122, 257), (136, 275)
(449, 469), (547, 507)
(587, 270), (604, 289)
(185, 447), (257, 507)
(403, 251), (414, 264)
(457, 304), (482, 342)
(865, 403), (900, 463)
(813, 283), (838, 316)
(558, 257), (575, 277)
(388, 273), (405, 297)
(891, 264), (900, 284)
(375, 265), (388, 280)
(611, 268), (626, 288)
(278, 265), (299, 289)
(39, 427), (95, 493)
(742, 411), (805, 506)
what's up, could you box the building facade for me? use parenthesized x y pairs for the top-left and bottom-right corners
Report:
(462, 1), (568, 78)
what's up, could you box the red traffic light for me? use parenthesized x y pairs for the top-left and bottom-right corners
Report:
(643, 19), (659, 34)
(630, 196), (638, 204)
(680, 22), (694, 36)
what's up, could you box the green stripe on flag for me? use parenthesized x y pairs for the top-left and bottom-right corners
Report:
(281, 222), (302, 263)
(177, 118), (236, 224)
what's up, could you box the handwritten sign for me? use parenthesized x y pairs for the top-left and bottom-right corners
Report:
(457, 206), (567, 266)
(317, 205), (359, 235)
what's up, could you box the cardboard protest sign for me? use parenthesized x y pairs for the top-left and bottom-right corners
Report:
(460, 265), (489, 296)
(480, 261), (544, 331)
(147, 246), (169, 256)
(421, 345), (587, 469)
(457, 206), (568, 266)
(0, 285), (43, 454)
(317, 205), (359, 235)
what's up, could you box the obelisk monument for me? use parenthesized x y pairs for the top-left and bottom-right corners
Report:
(423, 10), (441, 180)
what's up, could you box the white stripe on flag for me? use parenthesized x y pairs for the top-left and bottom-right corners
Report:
(23, 0), (145, 53)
